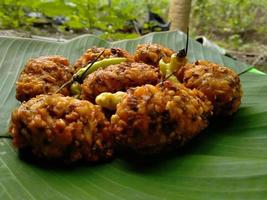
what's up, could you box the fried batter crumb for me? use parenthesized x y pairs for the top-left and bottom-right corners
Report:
(81, 62), (161, 102)
(9, 94), (113, 163)
(16, 56), (73, 102)
(177, 60), (242, 116)
(134, 43), (175, 66)
(111, 81), (213, 154)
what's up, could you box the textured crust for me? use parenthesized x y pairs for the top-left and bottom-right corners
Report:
(74, 47), (134, 71)
(134, 43), (174, 66)
(9, 94), (113, 163)
(177, 60), (242, 116)
(81, 62), (161, 102)
(111, 81), (213, 153)
(16, 56), (73, 102)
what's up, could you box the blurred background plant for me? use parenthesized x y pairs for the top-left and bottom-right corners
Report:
(192, 0), (267, 49)
(0, 0), (170, 40)
(0, 0), (266, 70)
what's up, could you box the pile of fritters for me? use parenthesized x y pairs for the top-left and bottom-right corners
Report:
(9, 43), (243, 163)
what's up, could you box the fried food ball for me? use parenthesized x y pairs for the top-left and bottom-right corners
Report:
(134, 43), (175, 66)
(111, 81), (213, 154)
(9, 94), (113, 163)
(177, 60), (242, 116)
(16, 56), (73, 102)
(74, 47), (134, 71)
(81, 62), (161, 102)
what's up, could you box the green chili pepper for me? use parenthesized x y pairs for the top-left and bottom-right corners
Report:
(75, 57), (127, 82)
(159, 59), (168, 76)
(95, 91), (127, 110)
(70, 81), (81, 96)
(159, 53), (188, 83)
(57, 51), (127, 95)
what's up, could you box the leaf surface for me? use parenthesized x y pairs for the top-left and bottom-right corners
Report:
(1, 31), (264, 200)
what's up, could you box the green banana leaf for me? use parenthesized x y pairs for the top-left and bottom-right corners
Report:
(0, 31), (266, 200)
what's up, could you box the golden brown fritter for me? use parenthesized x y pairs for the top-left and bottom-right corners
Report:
(177, 60), (242, 116)
(41, 55), (70, 66)
(74, 47), (134, 71)
(81, 62), (161, 102)
(16, 56), (73, 102)
(111, 81), (213, 154)
(134, 43), (175, 66)
(9, 94), (113, 163)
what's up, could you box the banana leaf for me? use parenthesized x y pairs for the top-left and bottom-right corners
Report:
(0, 31), (266, 200)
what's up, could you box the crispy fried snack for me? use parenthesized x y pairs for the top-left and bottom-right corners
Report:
(111, 81), (213, 153)
(81, 62), (161, 102)
(177, 60), (242, 116)
(74, 47), (134, 71)
(9, 94), (113, 163)
(134, 43), (175, 66)
(16, 56), (73, 102)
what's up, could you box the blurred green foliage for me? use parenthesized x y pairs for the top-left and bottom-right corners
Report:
(0, 0), (266, 44)
(191, 0), (267, 49)
(0, 0), (169, 40)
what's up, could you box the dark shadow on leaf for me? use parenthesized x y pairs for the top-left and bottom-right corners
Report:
(18, 147), (114, 170)
(115, 113), (242, 174)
